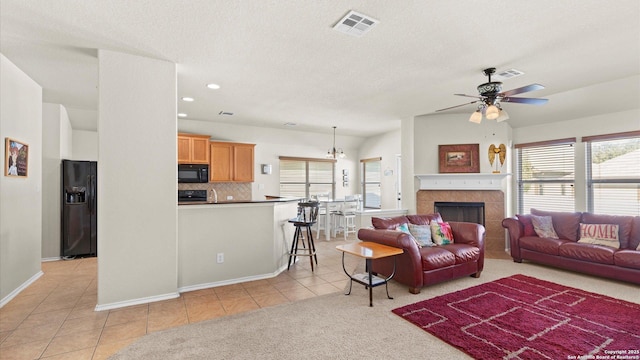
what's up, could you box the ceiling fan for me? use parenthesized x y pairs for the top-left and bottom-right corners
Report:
(436, 67), (548, 123)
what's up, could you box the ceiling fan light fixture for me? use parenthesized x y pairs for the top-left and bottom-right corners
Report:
(469, 110), (483, 123)
(496, 108), (510, 122)
(485, 104), (500, 120)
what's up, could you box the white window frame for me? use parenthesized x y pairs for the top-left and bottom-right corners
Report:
(279, 156), (336, 200)
(583, 131), (640, 216)
(361, 157), (381, 209)
(515, 138), (576, 214)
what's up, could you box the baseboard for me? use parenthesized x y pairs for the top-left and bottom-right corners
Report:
(0, 270), (44, 308)
(42, 257), (61, 262)
(94, 291), (180, 312)
(178, 265), (289, 294)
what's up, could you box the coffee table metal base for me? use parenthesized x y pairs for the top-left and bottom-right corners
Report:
(336, 242), (403, 307)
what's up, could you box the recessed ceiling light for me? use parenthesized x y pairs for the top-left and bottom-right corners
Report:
(181, 97), (194, 102)
(206, 83), (220, 90)
(178, 113), (187, 118)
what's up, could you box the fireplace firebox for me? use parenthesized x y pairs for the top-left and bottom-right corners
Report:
(434, 202), (485, 226)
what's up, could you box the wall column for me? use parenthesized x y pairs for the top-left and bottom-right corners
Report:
(96, 50), (177, 309)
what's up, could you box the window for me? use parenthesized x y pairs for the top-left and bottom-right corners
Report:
(516, 138), (576, 214)
(361, 157), (381, 209)
(584, 131), (640, 216)
(279, 157), (335, 199)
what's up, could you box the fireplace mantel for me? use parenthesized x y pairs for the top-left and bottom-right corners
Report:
(416, 173), (511, 191)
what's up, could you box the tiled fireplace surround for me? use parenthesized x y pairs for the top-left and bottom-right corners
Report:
(416, 174), (509, 253)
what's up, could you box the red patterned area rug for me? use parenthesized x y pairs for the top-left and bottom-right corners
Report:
(392, 275), (640, 360)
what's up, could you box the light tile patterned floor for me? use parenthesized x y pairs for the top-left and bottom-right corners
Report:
(0, 231), (509, 359)
(0, 233), (360, 360)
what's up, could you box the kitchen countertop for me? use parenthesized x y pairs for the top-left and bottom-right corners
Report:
(178, 197), (303, 206)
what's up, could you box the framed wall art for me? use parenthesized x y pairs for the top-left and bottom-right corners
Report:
(438, 143), (479, 173)
(5, 138), (29, 177)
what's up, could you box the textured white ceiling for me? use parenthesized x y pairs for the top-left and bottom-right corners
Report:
(1, 1), (639, 137)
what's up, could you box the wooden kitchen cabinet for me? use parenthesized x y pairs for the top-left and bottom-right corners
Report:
(178, 133), (211, 164)
(210, 141), (255, 182)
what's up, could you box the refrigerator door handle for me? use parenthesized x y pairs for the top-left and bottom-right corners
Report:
(87, 175), (93, 213)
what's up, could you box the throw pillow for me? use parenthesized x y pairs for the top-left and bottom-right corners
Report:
(530, 215), (559, 239)
(396, 223), (423, 248)
(516, 214), (537, 237)
(408, 223), (434, 247)
(431, 222), (454, 245)
(578, 223), (620, 249)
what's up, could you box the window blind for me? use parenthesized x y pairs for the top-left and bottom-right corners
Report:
(279, 158), (335, 199)
(516, 139), (575, 213)
(584, 132), (640, 216)
(361, 158), (381, 209)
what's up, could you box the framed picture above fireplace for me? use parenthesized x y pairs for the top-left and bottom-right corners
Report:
(438, 143), (479, 173)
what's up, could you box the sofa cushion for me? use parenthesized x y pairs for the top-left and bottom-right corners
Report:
(441, 244), (480, 264)
(420, 247), (456, 270)
(614, 250), (640, 270)
(372, 216), (409, 230)
(520, 236), (568, 256)
(531, 208), (582, 241)
(431, 222), (454, 245)
(408, 224), (434, 247)
(558, 242), (615, 265)
(630, 217), (640, 250)
(516, 214), (537, 237)
(578, 223), (620, 249)
(580, 213), (634, 249)
(531, 215), (559, 239)
(407, 213), (443, 225)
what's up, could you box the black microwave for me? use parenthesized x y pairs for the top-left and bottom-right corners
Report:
(178, 164), (209, 183)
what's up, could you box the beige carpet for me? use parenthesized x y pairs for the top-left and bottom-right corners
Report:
(110, 260), (639, 359)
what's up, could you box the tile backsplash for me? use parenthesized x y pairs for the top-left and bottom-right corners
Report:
(178, 183), (252, 201)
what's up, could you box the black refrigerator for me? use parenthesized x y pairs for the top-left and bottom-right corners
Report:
(61, 160), (97, 258)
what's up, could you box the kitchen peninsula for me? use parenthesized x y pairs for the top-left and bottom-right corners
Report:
(177, 199), (299, 292)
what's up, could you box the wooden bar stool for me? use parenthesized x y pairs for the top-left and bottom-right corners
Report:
(287, 201), (320, 271)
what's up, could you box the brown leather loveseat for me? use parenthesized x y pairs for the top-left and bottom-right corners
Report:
(502, 209), (640, 284)
(356, 213), (485, 294)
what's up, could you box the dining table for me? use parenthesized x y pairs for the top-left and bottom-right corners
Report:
(317, 198), (360, 241)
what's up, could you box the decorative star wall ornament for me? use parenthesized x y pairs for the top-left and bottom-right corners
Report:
(488, 144), (506, 173)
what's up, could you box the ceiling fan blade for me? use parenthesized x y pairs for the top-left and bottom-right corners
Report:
(454, 93), (483, 99)
(436, 100), (480, 112)
(499, 83), (544, 97)
(501, 97), (548, 105)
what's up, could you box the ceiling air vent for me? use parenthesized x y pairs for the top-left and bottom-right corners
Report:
(493, 68), (525, 81)
(333, 10), (379, 37)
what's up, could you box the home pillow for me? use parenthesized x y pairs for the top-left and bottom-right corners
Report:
(578, 223), (620, 249)
(396, 223), (423, 248)
(431, 222), (454, 245)
(516, 214), (537, 237)
(408, 223), (434, 247)
(530, 215), (558, 239)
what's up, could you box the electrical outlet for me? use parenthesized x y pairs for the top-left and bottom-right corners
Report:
(216, 253), (224, 263)
(226, 195), (233, 200)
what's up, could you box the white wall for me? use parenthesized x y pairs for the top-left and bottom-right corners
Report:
(510, 109), (640, 213)
(96, 50), (178, 309)
(72, 130), (98, 161)
(358, 129), (401, 209)
(178, 120), (365, 200)
(413, 114), (512, 174)
(41, 103), (73, 259)
(0, 54), (43, 304)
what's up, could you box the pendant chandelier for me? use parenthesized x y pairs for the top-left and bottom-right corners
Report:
(326, 126), (346, 159)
